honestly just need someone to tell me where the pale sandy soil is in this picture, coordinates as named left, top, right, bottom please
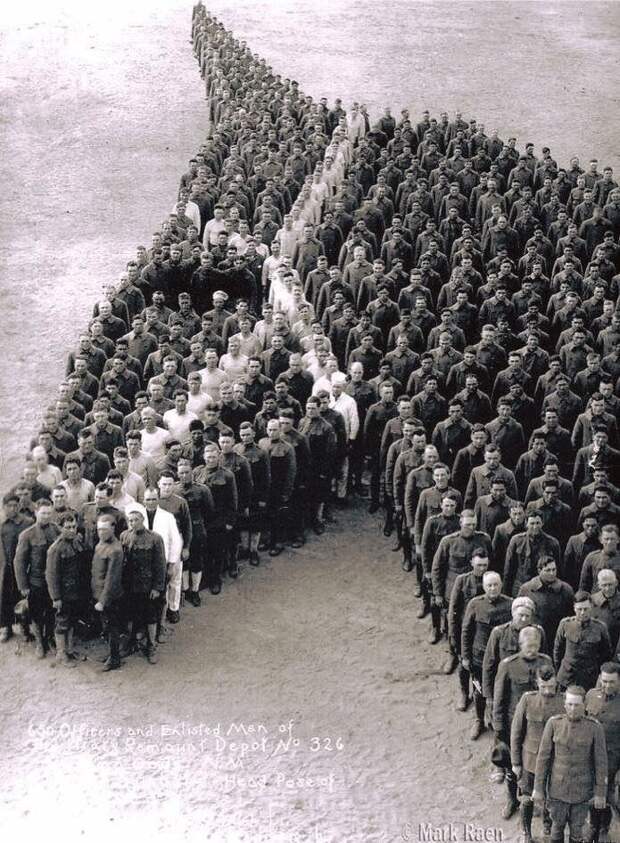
left=0, top=2, right=618, bottom=841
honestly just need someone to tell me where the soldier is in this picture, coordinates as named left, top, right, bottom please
left=364, top=381, right=398, bottom=513
left=554, top=590, right=613, bottom=690
left=217, top=430, right=253, bottom=576
left=432, top=509, right=493, bottom=660
left=518, top=556, right=575, bottom=647
left=13, top=498, right=60, bottom=658
left=503, top=510, right=561, bottom=596
left=403, top=443, right=441, bottom=600
left=91, top=514, right=124, bottom=672
left=45, top=511, right=85, bottom=667
left=461, top=571, right=513, bottom=739
left=175, top=459, right=213, bottom=605
left=590, top=568, right=620, bottom=650
left=447, top=549, right=488, bottom=709
left=393, top=427, right=428, bottom=572
left=585, top=663, right=620, bottom=841
left=258, top=419, right=296, bottom=556
left=298, top=396, right=336, bottom=534
left=493, top=626, right=555, bottom=820
left=279, top=409, right=311, bottom=549
left=0, top=493, right=33, bottom=642
left=234, top=423, right=270, bottom=565
left=510, top=665, right=564, bottom=843
left=422, top=491, right=461, bottom=636
left=533, top=685, right=608, bottom=843
left=193, top=443, right=238, bottom=594
left=120, top=503, right=167, bottom=664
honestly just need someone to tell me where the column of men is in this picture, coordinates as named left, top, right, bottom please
left=0, top=4, right=618, bottom=838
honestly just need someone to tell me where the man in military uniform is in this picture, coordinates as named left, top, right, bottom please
left=217, top=430, right=252, bottom=576
left=503, top=510, right=561, bottom=597
left=462, top=570, right=513, bottom=739
left=0, top=493, right=33, bottom=642
left=518, top=556, right=575, bottom=647
left=533, top=685, right=608, bottom=843
left=493, top=625, right=554, bottom=819
left=554, top=590, right=613, bottom=691
left=393, top=427, right=428, bottom=572
left=120, top=503, right=167, bottom=664
left=13, top=499, right=60, bottom=658
left=45, top=512, right=85, bottom=667
left=193, top=443, right=238, bottom=594
left=590, top=568, right=620, bottom=652
left=511, top=665, right=564, bottom=843
left=432, top=510, right=493, bottom=666
left=364, top=381, right=398, bottom=513
left=298, top=396, right=336, bottom=534
left=258, top=419, right=296, bottom=556
left=447, top=549, right=488, bottom=710
left=91, top=514, right=125, bottom=672
left=175, top=459, right=213, bottom=605
left=234, top=423, right=270, bottom=565
left=585, top=663, right=620, bottom=841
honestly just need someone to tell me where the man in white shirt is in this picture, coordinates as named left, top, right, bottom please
left=112, top=446, right=145, bottom=503
left=60, top=458, right=95, bottom=512
left=186, top=371, right=210, bottom=417
left=198, top=349, right=229, bottom=401
left=140, top=408, right=171, bottom=467
left=312, top=355, right=341, bottom=396
left=275, top=214, right=300, bottom=258
left=32, top=446, right=62, bottom=490
left=330, top=372, right=360, bottom=502
left=202, top=205, right=227, bottom=248
left=106, top=470, right=136, bottom=513
left=163, top=390, right=198, bottom=444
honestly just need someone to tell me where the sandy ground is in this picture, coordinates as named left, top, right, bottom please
left=1, top=1, right=619, bottom=841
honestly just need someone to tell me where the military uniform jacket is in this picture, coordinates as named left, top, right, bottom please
left=432, top=530, right=493, bottom=601
left=257, top=438, right=296, bottom=504
left=503, top=531, right=561, bottom=597
left=91, top=537, right=124, bottom=606
left=447, top=571, right=484, bottom=650
left=177, top=482, right=214, bottom=544
left=534, top=714, right=608, bottom=803
left=518, top=576, right=575, bottom=648
left=233, top=443, right=271, bottom=506
left=422, top=514, right=461, bottom=577
left=493, top=652, right=554, bottom=736
left=14, top=523, right=61, bottom=592
left=585, top=688, right=620, bottom=766
left=120, top=528, right=167, bottom=595
left=483, top=621, right=548, bottom=700
left=590, top=589, right=620, bottom=651
left=193, top=466, right=238, bottom=530
left=45, top=535, right=86, bottom=602
left=462, top=593, right=513, bottom=667
left=554, top=617, right=612, bottom=689
left=220, top=452, right=254, bottom=513
left=511, top=690, right=565, bottom=773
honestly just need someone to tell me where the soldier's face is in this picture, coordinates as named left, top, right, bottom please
left=574, top=601, right=591, bottom=623
left=564, top=693, right=585, bottom=721
left=600, top=671, right=619, bottom=697
left=538, top=677, right=557, bottom=697
left=483, top=576, right=501, bottom=599
left=471, top=557, right=488, bottom=576
left=128, top=512, right=144, bottom=531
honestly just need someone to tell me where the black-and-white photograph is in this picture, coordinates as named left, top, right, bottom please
left=1, top=1, right=620, bottom=841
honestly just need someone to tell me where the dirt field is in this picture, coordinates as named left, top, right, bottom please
left=1, top=1, right=619, bottom=841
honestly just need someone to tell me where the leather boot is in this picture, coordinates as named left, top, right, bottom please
left=32, top=624, right=46, bottom=659
left=502, top=774, right=519, bottom=819
left=520, top=800, right=534, bottom=839
left=54, top=633, right=76, bottom=668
